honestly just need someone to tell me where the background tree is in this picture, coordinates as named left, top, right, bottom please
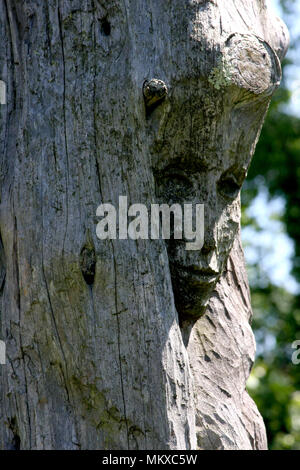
left=243, top=0, right=300, bottom=450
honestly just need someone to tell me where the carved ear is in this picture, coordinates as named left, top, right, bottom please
left=223, top=33, right=282, bottom=97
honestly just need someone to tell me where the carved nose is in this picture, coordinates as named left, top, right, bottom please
left=201, top=232, right=216, bottom=254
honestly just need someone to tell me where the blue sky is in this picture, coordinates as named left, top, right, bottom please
left=269, top=0, right=300, bottom=116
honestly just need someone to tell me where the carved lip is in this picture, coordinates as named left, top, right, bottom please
left=173, top=264, right=220, bottom=284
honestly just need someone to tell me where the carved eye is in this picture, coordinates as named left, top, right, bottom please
left=156, top=170, right=193, bottom=203
left=165, top=172, right=192, bottom=189
left=217, top=175, right=241, bottom=200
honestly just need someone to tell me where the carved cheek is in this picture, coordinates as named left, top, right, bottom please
left=215, top=202, right=240, bottom=255
left=224, top=33, right=282, bottom=96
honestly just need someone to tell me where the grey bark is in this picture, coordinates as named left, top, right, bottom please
left=0, top=0, right=288, bottom=450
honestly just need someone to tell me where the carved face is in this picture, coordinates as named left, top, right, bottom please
left=149, top=30, right=284, bottom=318
left=155, top=155, right=243, bottom=317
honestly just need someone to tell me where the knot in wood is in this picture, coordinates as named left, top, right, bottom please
left=224, top=33, right=282, bottom=96
left=80, top=245, right=96, bottom=285
left=143, top=79, right=168, bottom=108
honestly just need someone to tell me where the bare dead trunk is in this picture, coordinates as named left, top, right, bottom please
left=0, top=0, right=288, bottom=450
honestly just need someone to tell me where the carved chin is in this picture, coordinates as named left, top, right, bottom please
left=170, top=266, right=220, bottom=319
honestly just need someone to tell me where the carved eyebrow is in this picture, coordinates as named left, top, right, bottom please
left=157, top=168, right=191, bottom=181
left=156, top=156, right=214, bottom=176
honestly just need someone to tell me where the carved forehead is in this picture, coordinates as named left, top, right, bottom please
left=150, top=79, right=267, bottom=177
left=144, top=0, right=288, bottom=184
left=188, top=0, right=289, bottom=52
left=179, top=0, right=288, bottom=72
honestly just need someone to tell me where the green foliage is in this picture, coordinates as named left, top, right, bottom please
left=244, top=109, right=300, bottom=282
left=242, top=1, right=300, bottom=449
left=243, top=107, right=300, bottom=448
left=246, top=284, right=300, bottom=449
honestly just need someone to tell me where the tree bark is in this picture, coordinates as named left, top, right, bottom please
left=0, top=0, right=288, bottom=450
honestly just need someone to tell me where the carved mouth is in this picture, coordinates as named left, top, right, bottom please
left=172, top=264, right=220, bottom=284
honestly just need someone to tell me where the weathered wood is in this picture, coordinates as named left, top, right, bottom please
left=0, top=0, right=288, bottom=449
left=182, top=232, right=268, bottom=449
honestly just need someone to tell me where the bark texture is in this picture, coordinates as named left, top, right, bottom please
left=182, top=233, right=268, bottom=449
left=0, top=0, right=288, bottom=450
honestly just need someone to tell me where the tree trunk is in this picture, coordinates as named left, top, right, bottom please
left=0, top=0, right=288, bottom=450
